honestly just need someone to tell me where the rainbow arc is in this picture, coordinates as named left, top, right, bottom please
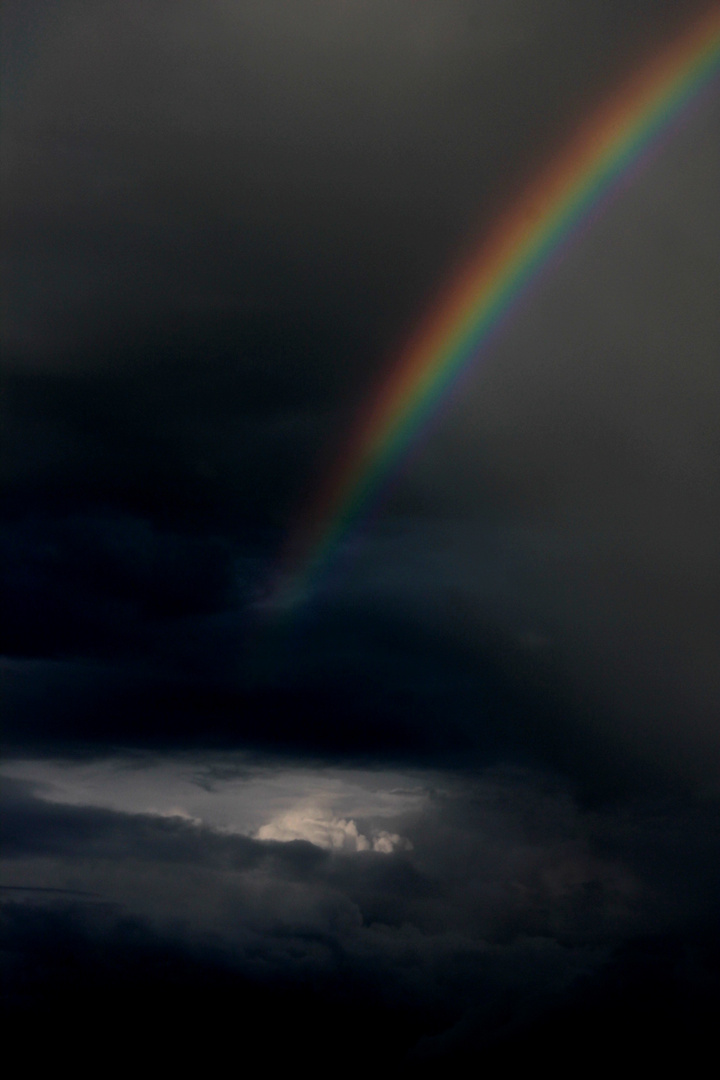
left=271, top=7, right=720, bottom=613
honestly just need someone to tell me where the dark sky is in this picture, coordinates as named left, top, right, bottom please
left=2, top=1, right=719, bottom=1068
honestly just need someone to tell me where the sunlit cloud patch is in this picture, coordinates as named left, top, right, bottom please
left=0, top=754, right=427, bottom=851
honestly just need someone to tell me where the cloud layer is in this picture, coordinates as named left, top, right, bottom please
left=3, top=757, right=719, bottom=1065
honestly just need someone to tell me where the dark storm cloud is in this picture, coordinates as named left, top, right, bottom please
left=0, top=590, right=556, bottom=769
left=0, top=511, right=239, bottom=655
left=2, top=768, right=719, bottom=1064
left=0, top=506, right=710, bottom=797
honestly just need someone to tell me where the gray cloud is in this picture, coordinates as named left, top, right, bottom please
left=3, top=759, right=719, bottom=1062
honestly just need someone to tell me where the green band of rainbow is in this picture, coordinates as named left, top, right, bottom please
left=272, top=7, right=720, bottom=612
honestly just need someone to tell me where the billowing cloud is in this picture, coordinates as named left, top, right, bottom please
left=256, top=805, right=412, bottom=853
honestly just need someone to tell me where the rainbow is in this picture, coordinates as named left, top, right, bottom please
left=271, top=7, right=720, bottom=612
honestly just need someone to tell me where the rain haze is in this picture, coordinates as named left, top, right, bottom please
left=2, top=1, right=719, bottom=1069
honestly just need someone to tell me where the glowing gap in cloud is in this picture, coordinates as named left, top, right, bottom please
left=255, top=804, right=412, bottom=853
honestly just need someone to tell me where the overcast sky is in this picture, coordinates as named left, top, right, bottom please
left=2, top=1, right=719, bottom=1068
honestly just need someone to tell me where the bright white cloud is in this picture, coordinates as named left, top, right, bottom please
left=255, top=804, right=412, bottom=853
